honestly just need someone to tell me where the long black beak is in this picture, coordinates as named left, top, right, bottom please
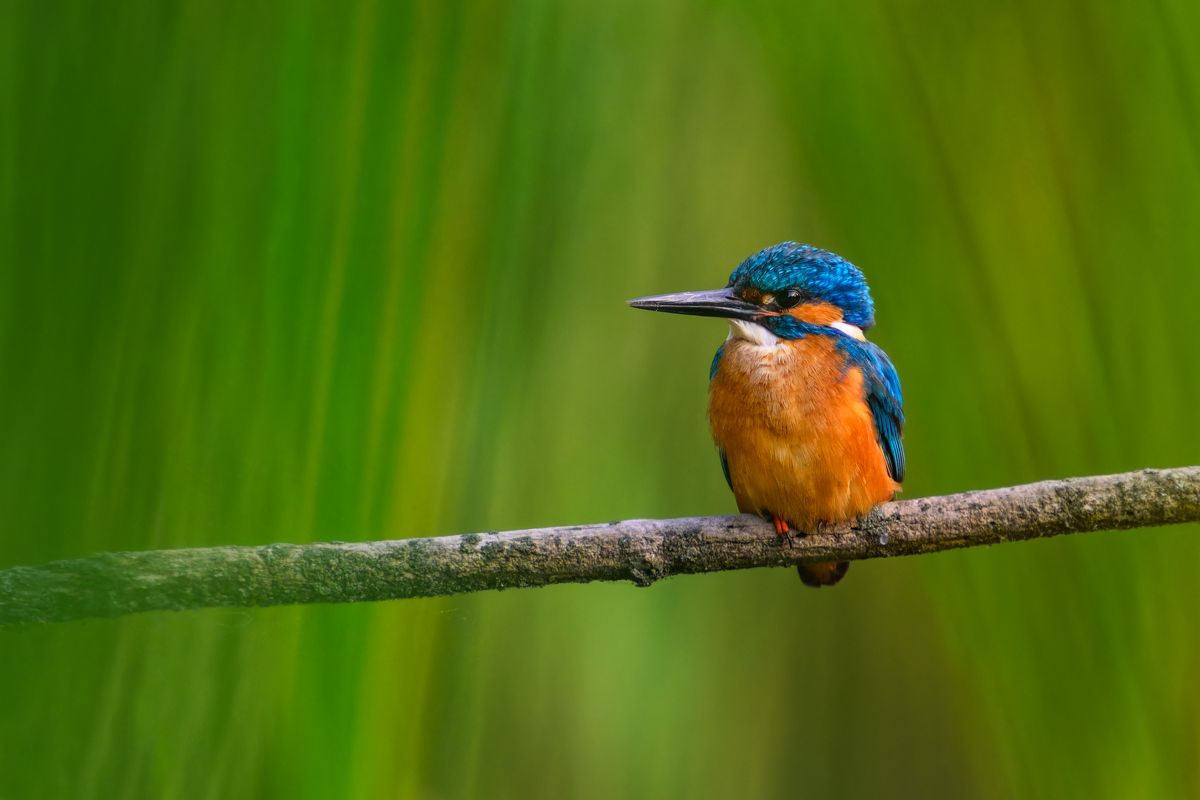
left=627, top=288, right=761, bottom=321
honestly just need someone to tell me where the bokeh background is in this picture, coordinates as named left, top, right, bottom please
left=2, top=0, right=1199, bottom=797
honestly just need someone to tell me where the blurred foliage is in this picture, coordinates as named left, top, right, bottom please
left=2, top=0, right=1199, bottom=797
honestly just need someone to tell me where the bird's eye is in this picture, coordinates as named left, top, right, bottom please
left=775, top=288, right=805, bottom=310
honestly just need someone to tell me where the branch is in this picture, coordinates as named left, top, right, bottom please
left=2, top=467, right=1197, bottom=625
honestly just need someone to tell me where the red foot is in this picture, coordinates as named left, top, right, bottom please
left=773, top=515, right=795, bottom=548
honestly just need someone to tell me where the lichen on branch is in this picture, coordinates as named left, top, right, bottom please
left=1, top=467, right=1197, bottom=625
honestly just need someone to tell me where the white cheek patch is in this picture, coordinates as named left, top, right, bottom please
left=728, top=317, right=865, bottom=345
left=830, top=320, right=866, bottom=341
left=727, top=319, right=780, bottom=347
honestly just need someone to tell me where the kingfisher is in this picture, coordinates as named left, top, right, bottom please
left=628, top=241, right=904, bottom=587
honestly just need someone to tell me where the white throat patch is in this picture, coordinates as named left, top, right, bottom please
left=727, top=319, right=780, bottom=347
left=728, top=318, right=866, bottom=345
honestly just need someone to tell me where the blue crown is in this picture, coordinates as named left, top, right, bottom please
left=728, top=242, right=875, bottom=330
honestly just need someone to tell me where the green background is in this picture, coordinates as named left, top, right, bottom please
left=2, top=0, right=1199, bottom=797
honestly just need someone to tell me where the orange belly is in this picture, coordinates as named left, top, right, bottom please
left=709, top=333, right=898, bottom=531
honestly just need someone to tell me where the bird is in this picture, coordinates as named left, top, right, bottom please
left=628, top=241, right=904, bottom=587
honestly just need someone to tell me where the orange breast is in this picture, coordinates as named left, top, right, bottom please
left=708, top=333, right=898, bottom=531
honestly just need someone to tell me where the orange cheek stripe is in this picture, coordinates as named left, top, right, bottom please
left=788, top=301, right=843, bottom=326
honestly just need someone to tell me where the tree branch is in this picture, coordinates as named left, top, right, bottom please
left=2, top=467, right=1197, bottom=625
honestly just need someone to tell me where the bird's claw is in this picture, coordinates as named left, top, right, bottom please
left=772, top=516, right=795, bottom=548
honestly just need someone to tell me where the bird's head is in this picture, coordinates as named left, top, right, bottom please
left=628, top=242, right=875, bottom=343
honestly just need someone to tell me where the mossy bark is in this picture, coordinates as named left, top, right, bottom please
left=2, top=467, right=1197, bottom=625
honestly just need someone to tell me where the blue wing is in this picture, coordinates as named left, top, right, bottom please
left=709, top=341, right=726, bottom=381
left=840, top=339, right=905, bottom=483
